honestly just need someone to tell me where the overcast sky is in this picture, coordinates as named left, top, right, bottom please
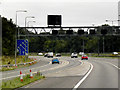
left=0, top=0, right=119, bottom=26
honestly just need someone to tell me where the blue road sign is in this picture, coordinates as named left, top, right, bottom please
left=17, top=39, right=28, bottom=56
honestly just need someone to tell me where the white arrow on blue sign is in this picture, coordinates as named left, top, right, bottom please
left=17, top=39, right=28, bottom=56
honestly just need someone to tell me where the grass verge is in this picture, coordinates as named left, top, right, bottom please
left=2, top=73, right=45, bottom=89
left=1, top=56, right=37, bottom=71
left=1, top=56, right=33, bottom=65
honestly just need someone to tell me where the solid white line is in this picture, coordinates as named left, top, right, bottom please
left=2, top=61, right=51, bottom=75
left=0, top=74, right=26, bottom=81
left=1, top=60, right=69, bottom=80
left=91, top=59, right=120, bottom=70
left=106, top=62, right=120, bottom=70
left=72, top=63, right=93, bottom=90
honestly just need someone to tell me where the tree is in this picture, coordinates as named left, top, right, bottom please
left=2, top=17, right=16, bottom=55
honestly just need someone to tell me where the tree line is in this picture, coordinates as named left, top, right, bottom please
left=29, top=36, right=120, bottom=53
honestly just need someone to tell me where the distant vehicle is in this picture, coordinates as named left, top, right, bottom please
left=113, top=52, right=118, bottom=55
left=52, top=58, right=59, bottom=64
left=44, top=53, right=48, bottom=57
left=79, top=52, right=84, bottom=55
left=47, top=52, right=53, bottom=58
left=56, top=53, right=61, bottom=57
left=71, top=52, right=78, bottom=58
left=38, top=53, right=43, bottom=56
left=81, top=55, right=88, bottom=60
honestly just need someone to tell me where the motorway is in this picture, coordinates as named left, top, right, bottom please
left=1, top=56, right=119, bottom=89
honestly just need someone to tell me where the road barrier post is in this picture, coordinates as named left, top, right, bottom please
left=24, top=63, right=26, bottom=66
left=30, top=69, right=33, bottom=78
left=20, top=71, right=23, bottom=82
left=15, top=64, right=17, bottom=68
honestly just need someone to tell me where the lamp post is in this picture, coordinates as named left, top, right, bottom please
left=25, top=16, right=35, bottom=27
left=27, top=21, right=36, bottom=27
left=15, top=10, right=27, bottom=67
left=16, top=10, right=27, bottom=27
left=24, top=16, right=35, bottom=62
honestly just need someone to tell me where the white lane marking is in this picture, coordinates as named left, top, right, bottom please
left=2, top=61, right=51, bottom=75
left=72, top=63, right=93, bottom=90
left=1, top=60, right=69, bottom=80
left=92, top=59, right=120, bottom=70
left=49, top=60, right=82, bottom=74
left=33, top=60, right=69, bottom=72
left=80, top=60, right=83, bottom=65
left=0, top=74, right=26, bottom=81
left=106, top=62, right=120, bottom=70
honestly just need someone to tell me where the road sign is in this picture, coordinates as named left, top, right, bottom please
left=17, top=39, right=28, bottom=55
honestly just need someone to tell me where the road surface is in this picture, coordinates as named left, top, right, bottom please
left=1, top=56, right=119, bottom=89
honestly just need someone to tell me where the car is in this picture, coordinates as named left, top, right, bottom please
left=52, top=58, right=59, bottom=64
left=113, top=52, right=118, bottom=55
left=47, top=52, right=53, bottom=58
left=56, top=53, right=61, bottom=57
left=71, top=52, right=78, bottom=58
left=38, top=53, right=43, bottom=56
left=44, top=53, right=48, bottom=57
left=79, top=52, right=84, bottom=55
left=81, top=55, right=88, bottom=60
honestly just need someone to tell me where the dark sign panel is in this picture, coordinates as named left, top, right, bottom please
left=90, top=29, right=96, bottom=34
left=78, top=30, right=84, bottom=34
left=66, top=30, right=73, bottom=34
left=52, top=30, right=58, bottom=35
left=48, top=15, right=62, bottom=27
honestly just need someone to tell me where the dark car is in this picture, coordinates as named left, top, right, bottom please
left=44, top=53, right=48, bottom=57
left=52, top=58, right=60, bottom=64
left=81, top=55, right=88, bottom=60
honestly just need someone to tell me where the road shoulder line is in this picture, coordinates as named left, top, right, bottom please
left=106, top=62, right=120, bottom=70
left=72, top=63, right=93, bottom=90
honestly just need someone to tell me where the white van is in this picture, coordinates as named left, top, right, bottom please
left=71, top=52, right=78, bottom=58
left=47, top=52, right=53, bottom=58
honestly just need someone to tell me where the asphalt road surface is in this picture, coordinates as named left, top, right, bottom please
left=1, top=56, right=119, bottom=89
left=79, top=57, right=119, bottom=88
left=1, top=56, right=88, bottom=81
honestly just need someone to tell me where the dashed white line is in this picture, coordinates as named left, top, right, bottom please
left=49, top=60, right=82, bottom=74
left=106, top=62, right=120, bottom=70
left=72, top=63, right=93, bottom=90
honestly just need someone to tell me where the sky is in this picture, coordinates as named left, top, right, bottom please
left=0, top=0, right=120, bottom=27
